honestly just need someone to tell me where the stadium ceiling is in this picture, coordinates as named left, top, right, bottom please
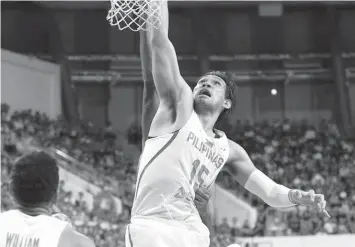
left=35, top=1, right=355, bottom=10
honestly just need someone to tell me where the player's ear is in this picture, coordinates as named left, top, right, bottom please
left=223, top=99, right=232, bottom=110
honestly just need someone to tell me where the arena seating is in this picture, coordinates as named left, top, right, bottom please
left=212, top=118, right=355, bottom=245
left=1, top=103, right=354, bottom=247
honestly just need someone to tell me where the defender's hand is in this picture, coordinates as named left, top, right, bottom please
left=194, top=186, right=212, bottom=209
left=291, top=190, right=331, bottom=218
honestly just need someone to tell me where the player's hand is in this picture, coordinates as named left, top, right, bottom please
left=194, top=186, right=212, bottom=210
left=291, top=190, right=331, bottom=218
left=52, top=213, right=74, bottom=227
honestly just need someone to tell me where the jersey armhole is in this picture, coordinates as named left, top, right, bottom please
left=147, top=128, right=181, bottom=141
left=147, top=110, right=195, bottom=140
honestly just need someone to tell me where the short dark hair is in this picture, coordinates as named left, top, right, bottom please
left=203, top=71, right=237, bottom=118
left=10, top=151, right=59, bottom=207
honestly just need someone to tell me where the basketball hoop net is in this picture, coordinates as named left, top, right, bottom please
left=107, top=0, right=163, bottom=31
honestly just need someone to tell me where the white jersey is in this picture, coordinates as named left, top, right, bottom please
left=131, top=111, right=229, bottom=234
left=0, top=209, right=68, bottom=247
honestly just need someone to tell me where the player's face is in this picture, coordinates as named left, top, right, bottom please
left=193, top=75, right=231, bottom=113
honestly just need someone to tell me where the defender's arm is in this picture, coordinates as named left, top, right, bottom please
left=195, top=186, right=216, bottom=242
left=140, top=29, right=159, bottom=148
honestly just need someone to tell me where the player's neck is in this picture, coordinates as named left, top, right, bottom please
left=196, top=112, right=218, bottom=137
left=17, top=204, right=50, bottom=216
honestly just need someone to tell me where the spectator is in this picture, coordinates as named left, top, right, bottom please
left=230, top=217, right=240, bottom=237
left=218, top=217, right=231, bottom=235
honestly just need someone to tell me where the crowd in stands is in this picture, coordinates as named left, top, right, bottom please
left=1, top=104, right=130, bottom=247
left=212, top=118, right=355, bottom=246
left=1, top=103, right=355, bottom=247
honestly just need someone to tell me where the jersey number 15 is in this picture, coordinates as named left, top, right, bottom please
left=189, top=159, right=210, bottom=191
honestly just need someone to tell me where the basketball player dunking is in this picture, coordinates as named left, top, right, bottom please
left=127, top=1, right=330, bottom=247
left=138, top=21, right=216, bottom=243
left=0, top=151, right=95, bottom=247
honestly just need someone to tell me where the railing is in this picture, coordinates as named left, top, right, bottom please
left=29, top=52, right=355, bottom=82
left=237, top=234, right=355, bottom=247
left=49, top=148, right=121, bottom=196
left=31, top=52, right=355, bottom=62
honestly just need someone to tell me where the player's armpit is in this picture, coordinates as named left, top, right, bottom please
left=58, top=225, right=96, bottom=247
left=224, top=139, right=257, bottom=187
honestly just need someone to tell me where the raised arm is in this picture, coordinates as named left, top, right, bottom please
left=225, top=140, right=330, bottom=217
left=148, top=1, right=191, bottom=103
left=146, top=1, right=193, bottom=136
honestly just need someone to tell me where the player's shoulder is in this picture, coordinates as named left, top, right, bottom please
left=0, top=209, right=16, bottom=215
left=226, top=139, right=249, bottom=162
left=227, top=139, right=246, bottom=155
left=0, top=210, right=10, bottom=222
left=150, top=82, right=193, bottom=130
left=58, top=225, right=95, bottom=247
left=0, top=209, right=21, bottom=221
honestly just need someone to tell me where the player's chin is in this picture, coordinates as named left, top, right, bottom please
left=194, top=96, right=212, bottom=105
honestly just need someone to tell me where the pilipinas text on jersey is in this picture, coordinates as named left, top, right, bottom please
left=131, top=111, right=230, bottom=226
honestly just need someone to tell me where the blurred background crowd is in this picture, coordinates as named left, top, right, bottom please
left=2, top=103, right=354, bottom=247
left=1, top=1, right=355, bottom=247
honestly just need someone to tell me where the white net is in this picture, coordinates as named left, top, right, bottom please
left=107, top=0, right=162, bottom=31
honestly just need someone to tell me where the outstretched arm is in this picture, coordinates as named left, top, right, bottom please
left=226, top=140, right=330, bottom=217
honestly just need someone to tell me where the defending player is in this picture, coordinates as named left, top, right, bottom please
left=0, top=151, right=95, bottom=247
left=126, top=1, right=330, bottom=247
